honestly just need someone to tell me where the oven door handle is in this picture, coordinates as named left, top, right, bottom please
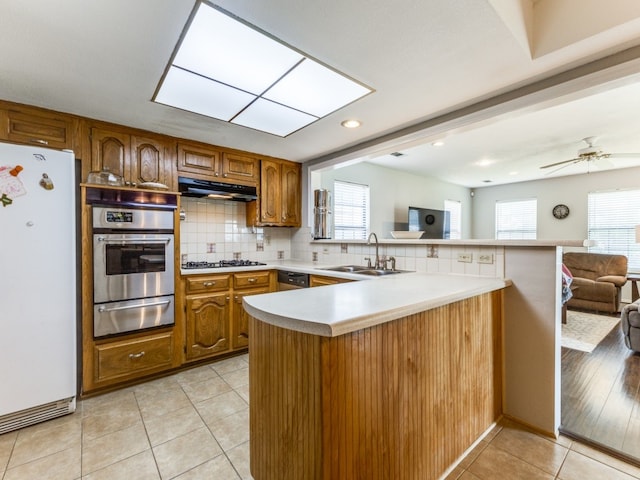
left=97, top=300, right=171, bottom=313
left=96, top=236, right=172, bottom=244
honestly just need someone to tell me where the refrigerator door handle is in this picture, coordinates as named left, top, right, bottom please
left=97, top=300, right=171, bottom=313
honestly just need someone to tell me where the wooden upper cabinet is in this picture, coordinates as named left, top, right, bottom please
left=221, top=152, right=258, bottom=183
left=260, top=160, right=282, bottom=224
left=1, top=107, right=75, bottom=150
left=131, top=135, right=174, bottom=189
left=90, top=127, right=130, bottom=181
left=177, top=142, right=220, bottom=178
left=248, top=159, right=301, bottom=227
left=177, top=142, right=258, bottom=185
left=89, top=127, right=175, bottom=189
left=281, top=161, right=301, bottom=226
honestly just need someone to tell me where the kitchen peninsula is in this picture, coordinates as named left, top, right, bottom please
left=243, top=273, right=510, bottom=480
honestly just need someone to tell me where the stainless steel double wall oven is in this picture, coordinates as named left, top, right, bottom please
left=89, top=189, right=177, bottom=338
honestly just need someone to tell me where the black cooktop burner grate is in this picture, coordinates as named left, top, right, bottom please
left=182, top=260, right=267, bottom=269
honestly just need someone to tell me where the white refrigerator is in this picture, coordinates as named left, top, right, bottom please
left=0, top=142, right=77, bottom=434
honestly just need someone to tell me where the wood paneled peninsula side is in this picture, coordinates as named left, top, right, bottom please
left=243, top=273, right=510, bottom=480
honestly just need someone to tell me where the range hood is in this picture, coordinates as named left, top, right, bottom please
left=178, top=176, right=257, bottom=201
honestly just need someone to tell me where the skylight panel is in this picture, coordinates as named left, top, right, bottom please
left=153, top=1, right=374, bottom=137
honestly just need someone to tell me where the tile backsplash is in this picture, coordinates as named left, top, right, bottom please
left=180, top=199, right=503, bottom=278
left=179, top=197, right=292, bottom=264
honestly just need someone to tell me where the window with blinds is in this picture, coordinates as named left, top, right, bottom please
left=495, top=198, right=537, bottom=239
left=444, top=199, right=461, bottom=239
left=333, top=180, right=370, bottom=240
left=588, top=189, right=640, bottom=271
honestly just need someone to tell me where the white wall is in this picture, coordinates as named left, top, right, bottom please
left=317, top=162, right=471, bottom=239
left=471, top=166, right=640, bottom=241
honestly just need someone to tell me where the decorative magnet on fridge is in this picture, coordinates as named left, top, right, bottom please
left=39, top=173, right=54, bottom=190
left=1, top=193, right=12, bottom=207
left=9, top=165, right=23, bottom=176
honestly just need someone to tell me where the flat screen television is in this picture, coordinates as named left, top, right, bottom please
left=408, top=206, right=450, bottom=239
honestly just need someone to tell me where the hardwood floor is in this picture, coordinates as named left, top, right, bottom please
left=561, top=310, right=640, bottom=460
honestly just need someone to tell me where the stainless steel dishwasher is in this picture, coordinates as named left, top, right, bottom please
left=277, top=270, right=309, bottom=290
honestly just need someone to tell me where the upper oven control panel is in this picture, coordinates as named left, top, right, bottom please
left=92, top=206, right=174, bottom=231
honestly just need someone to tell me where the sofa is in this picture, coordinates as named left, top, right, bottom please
left=621, top=300, right=640, bottom=351
left=563, top=252, right=628, bottom=313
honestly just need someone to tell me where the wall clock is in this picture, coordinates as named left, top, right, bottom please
left=552, top=204, right=570, bottom=219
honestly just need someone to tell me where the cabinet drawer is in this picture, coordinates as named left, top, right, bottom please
left=94, top=332, right=173, bottom=382
left=186, top=275, right=231, bottom=294
left=233, top=270, right=271, bottom=289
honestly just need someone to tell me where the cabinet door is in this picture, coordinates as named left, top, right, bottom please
left=221, top=152, right=258, bottom=184
left=185, top=292, right=230, bottom=360
left=130, top=135, right=173, bottom=188
left=232, top=287, right=270, bottom=350
left=90, top=128, right=130, bottom=182
left=309, top=275, right=352, bottom=287
left=280, top=161, right=301, bottom=226
left=3, top=108, right=74, bottom=150
left=177, top=142, right=220, bottom=178
left=260, top=160, right=281, bottom=224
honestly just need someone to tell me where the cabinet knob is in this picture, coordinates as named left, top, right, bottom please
left=203, top=281, right=215, bottom=287
left=214, top=172, right=219, bottom=176
left=30, top=138, right=49, bottom=145
left=248, top=278, right=256, bottom=283
left=223, top=173, right=228, bottom=178
left=129, top=351, right=145, bottom=359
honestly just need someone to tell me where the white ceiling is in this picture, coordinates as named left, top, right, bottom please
left=3, top=0, right=640, bottom=187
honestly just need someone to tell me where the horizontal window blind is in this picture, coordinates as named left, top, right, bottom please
left=588, top=189, right=640, bottom=271
left=445, top=199, right=461, bottom=239
left=333, top=180, right=369, bottom=240
left=495, top=198, right=537, bottom=239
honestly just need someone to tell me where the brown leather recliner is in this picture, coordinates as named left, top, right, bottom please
left=563, top=252, right=628, bottom=313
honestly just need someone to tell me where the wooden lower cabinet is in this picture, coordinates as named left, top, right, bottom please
left=94, top=332, right=174, bottom=384
left=185, top=292, right=231, bottom=360
left=309, top=274, right=353, bottom=287
left=184, top=270, right=274, bottom=362
left=232, top=287, right=270, bottom=349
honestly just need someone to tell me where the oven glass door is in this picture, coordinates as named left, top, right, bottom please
left=94, top=233, right=174, bottom=303
left=105, top=242, right=167, bottom=275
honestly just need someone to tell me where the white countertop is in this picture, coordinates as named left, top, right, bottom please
left=243, top=272, right=511, bottom=337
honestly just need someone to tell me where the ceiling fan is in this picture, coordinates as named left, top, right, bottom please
left=540, top=136, right=640, bottom=173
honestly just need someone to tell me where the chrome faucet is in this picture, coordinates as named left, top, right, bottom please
left=367, top=232, right=380, bottom=269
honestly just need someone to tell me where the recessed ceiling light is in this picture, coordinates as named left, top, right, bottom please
left=153, top=2, right=373, bottom=137
left=509, top=171, right=518, bottom=175
left=476, top=159, right=493, bottom=167
left=432, top=140, right=445, bottom=147
left=341, top=119, right=361, bottom=128
left=482, top=180, right=493, bottom=183
left=389, top=151, right=405, bottom=157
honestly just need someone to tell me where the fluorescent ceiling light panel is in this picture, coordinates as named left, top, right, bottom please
left=174, top=4, right=303, bottom=95
left=232, top=98, right=317, bottom=137
left=154, top=1, right=373, bottom=136
left=264, top=58, right=371, bottom=117
left=155, top=66, right=255, bottom=120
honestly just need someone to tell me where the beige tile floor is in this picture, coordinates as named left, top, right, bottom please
left=1, top=352, right=639, bottom=479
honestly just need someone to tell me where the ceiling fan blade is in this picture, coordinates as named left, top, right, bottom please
left=608, top=153, right=640, bottom=159
left=540, top=156, right=581, bottom=169
left=543, top=159, right=584, bottom=175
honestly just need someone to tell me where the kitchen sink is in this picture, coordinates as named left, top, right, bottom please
left=322, top=265, right=371, bottom=272
left=320, top=265, right=409, bottom=276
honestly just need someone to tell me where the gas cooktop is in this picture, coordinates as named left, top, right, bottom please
left=182, top=260, right=267, bottom=269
